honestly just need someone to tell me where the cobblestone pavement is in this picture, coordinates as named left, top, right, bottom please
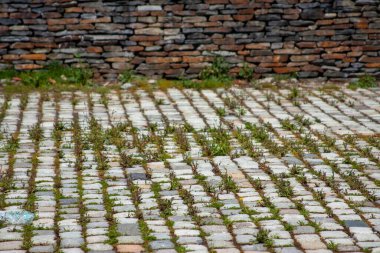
left=1, top=87, right=380, bottom=253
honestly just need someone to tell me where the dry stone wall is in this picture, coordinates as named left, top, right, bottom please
left=0, top=0, right=379, bottom=80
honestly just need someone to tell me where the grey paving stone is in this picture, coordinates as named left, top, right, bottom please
left=344, top=220, right=368, bottom=227
left=275, top=247, right=303, bottom=253
left=295, top=234, right=327, bottom=250
left=60, top=238, right=85, bottom=248
left=0, top=241, right=23, bottom=251
left=150, top=240, right=175, bottom=250
left=61, top=249, right=84, bottom=253
left=294, top=226, right=315, bottom=234
left=87, top=244, right=113, bottom=251
left=117, top=223, right=141, bottom=236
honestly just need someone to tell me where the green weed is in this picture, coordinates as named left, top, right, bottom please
left=118, top=69, right=135, bottom=83
left=255, top=229, right=274, bottom=247
left=0, top=68, right=18, bottom=80
left=277, top=179, right=294, bottom=198
left=348, top=75, right=377, bottom=89
left=274, top=72, right=298, bottom=82
left=216, top=107, right=226, bottom=117
left=219, top=174, right=238, bottom=193
left=199, top=56, right=231, bottom=81
left=238, top=62, right=254, bottom=81
left=327, top=241, right=338, bottom=251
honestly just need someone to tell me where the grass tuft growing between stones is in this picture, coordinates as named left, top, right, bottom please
left=255, top=229, right=274, bottom=247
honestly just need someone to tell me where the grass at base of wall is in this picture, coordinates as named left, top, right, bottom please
left=1, top=83, right=119, bottom=95
left=125, top=75, right=234, bottom=91
left=160, top=77, right=233, bottom=90
left=0, top=69, right=18, bottom=80
left=0, top=62, right=121, bottom=94
left=0, top=61, right=93, bottom=87
left=1, top=59, right=378, bottom=93
left=124, top=56, right=234, bottom=90
left=348, top=75, right=377, bottom=89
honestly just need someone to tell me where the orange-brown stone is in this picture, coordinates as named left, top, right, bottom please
left=87, top=46, right=103, bottom=53
left=20, top=54, right=47, bottom=60
left=146, top=57, right=182, bottom=63
left=47, top=18, right=79, bottom=25
left=15, top=64, right=43, bottom=70
left=273, top=67, right=300, bottom=73
left=10, top=42, right=34, bottom=49
left=245, top=43, right=270, bottom=50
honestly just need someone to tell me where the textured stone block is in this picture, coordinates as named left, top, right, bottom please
left=290, top=55, right=320, bottom=62
left=135, top=28, right=163, bottom=35
left=47, top=18, right=79, bottom=25
left=274, top=66, right=300, bottom=73
left=81, top=17, right=111, bottom=24
left=130, top=35, right=161, bottom=42
left=300, top=9, right=325, bottom=20
left=11, top=42, right=34, bottom=49
left=87, top=46, right=103, bottom=53
left=146, top=57, right=182, bottom=63
left=359, top=55, right=380, bottom=62
left=245, top=43, right=270, bottom=50
left=0, top=18, right=21, bottom=25
left=137, top=5, right=162, bottom=11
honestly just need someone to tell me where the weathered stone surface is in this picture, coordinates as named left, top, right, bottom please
left=295, top=235, right=327, bottom=250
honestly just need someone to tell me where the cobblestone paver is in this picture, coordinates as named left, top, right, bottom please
left=1, top=87, right=380, bottom=253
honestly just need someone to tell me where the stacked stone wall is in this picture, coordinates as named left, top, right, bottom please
left=0, top=0, right=379, bottom=80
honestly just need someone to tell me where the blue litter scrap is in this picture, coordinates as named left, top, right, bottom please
left=0, top=210, right=34, bottom=225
